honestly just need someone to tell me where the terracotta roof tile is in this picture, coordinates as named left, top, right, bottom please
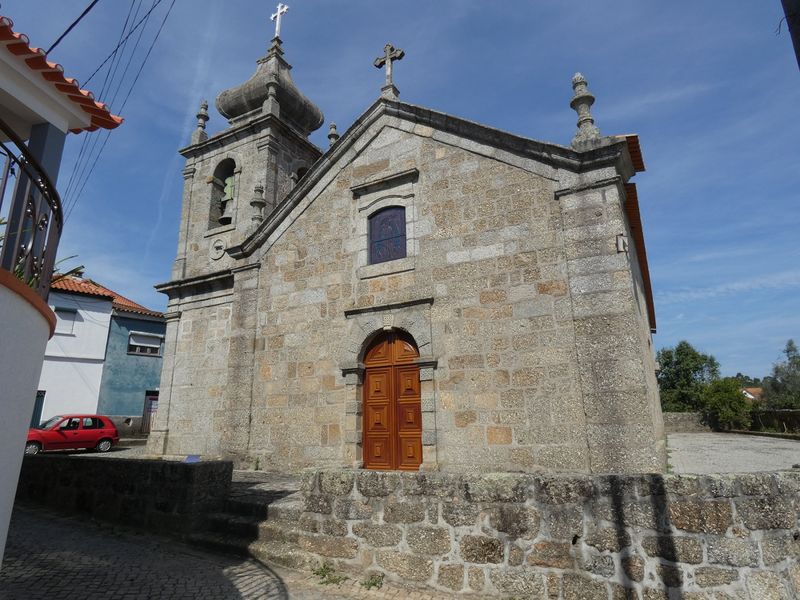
left=50, top=276, right=163, bottom=318
left=623, top=183, right=656, bottom=332
left=617, top=134, right=645, bottom=172
left=0, top=15, right=123, bottom=134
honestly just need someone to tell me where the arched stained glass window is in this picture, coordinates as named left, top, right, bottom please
left=369, top=206, right=406, bottom=264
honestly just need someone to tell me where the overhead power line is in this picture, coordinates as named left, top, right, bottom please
left=46, top=0, right=103, bottom=55
left=64, top=0, right=177, bottom=224
left=61, top=0, right=140, bottom=208
left=81, top=0, right=165, bottom=87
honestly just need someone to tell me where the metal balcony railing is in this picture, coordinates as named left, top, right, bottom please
left=0, top=116, right=63, bottom=299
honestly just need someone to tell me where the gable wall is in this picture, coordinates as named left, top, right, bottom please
left=242, top=123, right=597, bottom=473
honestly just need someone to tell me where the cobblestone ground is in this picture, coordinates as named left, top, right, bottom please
left=0, top=507, right=457, bottom=600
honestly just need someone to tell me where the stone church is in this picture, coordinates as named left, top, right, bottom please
left=147, top=27, right=665, bottom=474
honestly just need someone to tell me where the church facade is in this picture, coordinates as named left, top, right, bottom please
left=147, top=33, right=665, bottom=474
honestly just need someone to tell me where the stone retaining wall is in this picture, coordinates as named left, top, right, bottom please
left=663, top=412, right=709, bottom=433
left=298, top=469, right=800, bottom=598
left=16, top=455, right=232, bottom=533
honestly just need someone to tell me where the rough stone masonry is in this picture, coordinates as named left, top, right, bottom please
left=147, top=26, right=664, bottom=475
left=294, top=469, right=800, bottom=598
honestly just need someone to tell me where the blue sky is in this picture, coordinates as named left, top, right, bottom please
left=6, top=1, right=799, bottom=378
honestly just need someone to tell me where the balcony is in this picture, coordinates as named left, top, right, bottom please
left=0, top=115, right=62, bottom=299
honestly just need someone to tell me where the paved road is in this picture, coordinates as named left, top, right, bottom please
left=668, top=432, right=800, bottom=474
left=0, top=507, right=455, bottom=600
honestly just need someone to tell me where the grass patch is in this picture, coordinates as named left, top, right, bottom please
left=361, top=573, right=384, bottom=590
left=313, top=562, right=348, bottom=585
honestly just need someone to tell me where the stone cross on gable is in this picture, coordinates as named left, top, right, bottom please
left=271, top=3, right=289, bottom=39
left=374, top=43, right=405, bottom=99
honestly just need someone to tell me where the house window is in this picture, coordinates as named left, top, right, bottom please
left=54, top=308, right=77, bottom=334
left=369, top=206, right=406, bottom=264
left=128, top=332, right=163, bottom=356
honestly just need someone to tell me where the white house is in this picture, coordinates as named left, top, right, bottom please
left=38, top=285, right=114, bottom=420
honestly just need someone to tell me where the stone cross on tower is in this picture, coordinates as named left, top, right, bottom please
left=271, top=3, right=289, bottom=39
left=374, top=43, right=405, bottom=99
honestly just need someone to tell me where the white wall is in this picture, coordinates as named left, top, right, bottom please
left=37, top=292, right=112, bottom=419
left=0, top=281, right=51, bottom=563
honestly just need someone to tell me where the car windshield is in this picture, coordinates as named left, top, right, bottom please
left=37, top=416, right=63, bottom=430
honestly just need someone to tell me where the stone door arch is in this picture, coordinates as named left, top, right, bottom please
left=362, top=331, right=422, bottom=470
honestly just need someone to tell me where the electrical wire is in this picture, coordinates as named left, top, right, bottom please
left=64, top=0, right=177, bottom=224
left=63, top=0, right=149, bottom=219
left=61, top=0, right=139, bottom=207
left=46, top=0, right=103, bottom=55
left=81, top=0, right=165, bottom=87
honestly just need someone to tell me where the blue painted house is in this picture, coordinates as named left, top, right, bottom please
left=98, top=306, right=165, bottom=419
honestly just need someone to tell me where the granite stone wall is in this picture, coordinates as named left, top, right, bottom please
left=663, top=412, right=710, bottom=434
left=296, top=468, right=800, bottom=598
left=15, top=455, right=232, bottom=533
left=152, top=100, right=666, bottom=475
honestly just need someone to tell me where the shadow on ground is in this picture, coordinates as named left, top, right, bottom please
left=1, top=506, right=290, bottom=600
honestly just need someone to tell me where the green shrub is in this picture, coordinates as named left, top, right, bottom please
left=701, top=378, right=751, bottom=430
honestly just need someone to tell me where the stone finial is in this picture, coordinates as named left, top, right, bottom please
left=327, top=122, right=339, bottom=146
left=374, top=43, right=405, bottom=99
left=191, top=100, right=209, bottom=144
left=250, top=184, right=266, bottom=225
left=570, top=73, right=601, bottom=148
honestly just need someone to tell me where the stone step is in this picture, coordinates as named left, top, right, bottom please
left=186, top=531, right=252, bottom=557
left=257, top=521, right=301, bottom=545
left=207, top=513, right=262, bottom=538
left=225, top=498, right=270, bottom=519
left=205, top=512, right=302, bottom=546
left=249, top=539, right=320, bottom=571
left=224, top=496, right=304, bottom=522
left=267, top=498, right=304, bottom=522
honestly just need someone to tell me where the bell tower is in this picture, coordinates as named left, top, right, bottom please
left=171, top=25, right=324, bottom=281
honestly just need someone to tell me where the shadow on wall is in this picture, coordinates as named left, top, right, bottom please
left=606, top=474, right=683, bottom=599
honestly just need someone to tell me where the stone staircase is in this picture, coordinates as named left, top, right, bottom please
left=186, top=472, right=319, bottom=570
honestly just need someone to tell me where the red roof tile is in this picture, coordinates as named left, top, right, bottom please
left=623, top=183, right=656, bottom=332
left=0, top=15, right=123, bottom=134
left=617, top=134, right=645, bottom=173
left=51, top=276, right=163, bottom=318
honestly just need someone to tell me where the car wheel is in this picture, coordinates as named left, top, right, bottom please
left=25, top=442, right=41, bottom=455
left=96, top=439, right=112, bottom=453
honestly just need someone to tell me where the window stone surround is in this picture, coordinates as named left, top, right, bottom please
left=352, top=169, right=419, bottom=280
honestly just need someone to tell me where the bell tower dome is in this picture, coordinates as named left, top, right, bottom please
left=171, top=24, right=323, bottom=281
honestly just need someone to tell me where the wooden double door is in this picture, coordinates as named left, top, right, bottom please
left=363, top=332, right=422, bottom=471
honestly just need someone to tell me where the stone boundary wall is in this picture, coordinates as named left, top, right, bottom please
left=663, top=412, right=709, bottom=433
left=298, top=469, right=800, bottom=598
left=16, top=455, right=232, bottom=533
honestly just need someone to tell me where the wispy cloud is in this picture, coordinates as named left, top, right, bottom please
left=601, top=83, right=715, bottom=122
left=656, top=271, right=800, bottom=305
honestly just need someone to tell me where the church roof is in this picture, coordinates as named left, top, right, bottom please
left=0, top=15, right=123, bottom=134
left=229, top=97, right=633, bottom=259
left=215, top=38, right=323, bottom=136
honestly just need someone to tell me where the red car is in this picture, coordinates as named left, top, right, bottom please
left=25, top=415, right=120, bottom=455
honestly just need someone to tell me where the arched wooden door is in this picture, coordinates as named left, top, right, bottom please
left=363, top=331, right=422, bottom=471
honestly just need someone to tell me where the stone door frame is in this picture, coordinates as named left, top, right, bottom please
left=340, top=299, right=438, bottom=470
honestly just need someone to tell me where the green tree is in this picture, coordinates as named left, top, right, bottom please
left=702, top=378, right=752, bottom=430
left=733, top=372, right=762, bottom=387
left=762, top=340, right=800, bottom=409
left=656, top=341, right=720, bottom=412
